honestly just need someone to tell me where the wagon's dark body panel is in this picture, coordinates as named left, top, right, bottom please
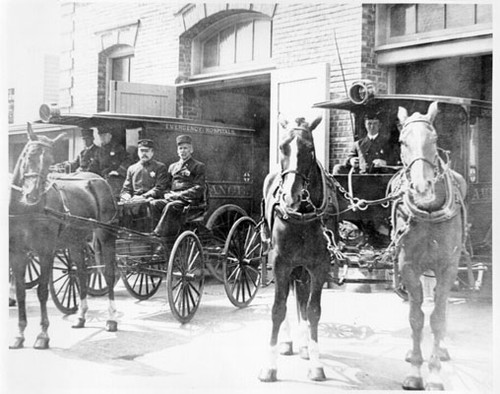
left=36, top=112, right=258, bottom=218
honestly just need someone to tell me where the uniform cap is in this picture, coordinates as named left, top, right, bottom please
left=97, top=128, right=110, bottom=135
left=81, top=128, right=94, bottom=139
left=364, top=111, right=382, bottom=121
left=176, top=134, right=192, bottom=145
left=138, top=139, right=155, bottom=149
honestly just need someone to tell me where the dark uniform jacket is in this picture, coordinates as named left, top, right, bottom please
left=98, top=140, right=128, bottom=178
left=121, top=159, right=169, bottom=199
left=347, top=134, right=393, bottom=173
left=166, top=157, right=206, bottom=203
left=68, top=144, right=101, bottom=174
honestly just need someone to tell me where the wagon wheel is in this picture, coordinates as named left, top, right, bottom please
left=205, top=204, right=247, bottom=282
left=223, top=217, right=263, bottom=308
left=167, top=231, right=205, bottom=324
left=50, top=249, right=79, bottom=315
left=25, top=251, right=41, bottom=289
left=120, top=253, right=165, bottom=301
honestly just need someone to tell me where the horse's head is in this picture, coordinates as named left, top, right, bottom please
left=278, top=116, right=322, bottom=212
left=13, top=123, right=65, bottom=205
left=397, top=102, right=440, bottom=202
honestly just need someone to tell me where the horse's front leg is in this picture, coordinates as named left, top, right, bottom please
left=33, top=252, right=53, bottom=349
left=401, top=263, right=425, bottom=390
left=426, top=263, right=458, bottom=391
left=98, top=230, right=118, bottom=332
left=305, top=270, right=327, bottom=381
left=259, top=259, right=290, bottom=382
left=10, top=251, right=27, bottom=349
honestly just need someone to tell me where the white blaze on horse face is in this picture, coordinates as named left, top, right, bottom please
left=282, top=137, right=301, bottom=211
left=409, top=128, right=436, bottom=198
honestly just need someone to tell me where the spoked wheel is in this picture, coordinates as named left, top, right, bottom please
left=25, top=250, right=41, bottom=289
left=205, top=204, right=247, bottom=282
left=223, top=217, right=263, bottom=308
left=50, top=249, right=79, bottom=314
left=120, top=257, right=165, bottom=301
left=167, top=231, right=205, bottom=324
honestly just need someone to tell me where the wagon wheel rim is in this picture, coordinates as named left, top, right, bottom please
left=205, top=204, right=246, bottom=282
left=120, top=257, right=165, bottom=301
left=167, top=231, right=205, bottom=324
left=50, top=249, right=79, bottom=315
left=223, top=217, right=262, bottom=308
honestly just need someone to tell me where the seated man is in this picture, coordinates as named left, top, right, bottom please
left=333, top=112, right=396, bottom=175
left=150, top=135, right=206, bottom=238
left=51, top=128, right=101, bottom=174
left=97, top=127, right=130, bottom=188
left=120, top=139, right=168, bottom=202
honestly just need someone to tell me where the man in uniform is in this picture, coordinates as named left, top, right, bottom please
left=97, top=128, right=128, bottom=178
left=120, top=139, right=168, bottom=202
left=333, top=112, right=395, bottom=174
left=150, top=135, right=206, bottom=237
left=52, top=128, right=101, bottom=174
left=97, top=128, right=129, bottom=196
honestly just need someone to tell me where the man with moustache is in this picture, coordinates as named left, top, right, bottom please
left=120, top=139, right=168, bottom=202
left=150, top=135, right=206, bottom=238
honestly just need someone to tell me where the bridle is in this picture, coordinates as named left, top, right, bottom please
left=276, top=127, right=330, bottom=222
left=399, top=118, right=445, bottom=191
left=11, top=140, right=55, bottom=206
left=394, top=117, right=462, bottom=224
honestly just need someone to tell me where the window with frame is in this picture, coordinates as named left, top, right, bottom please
left=111, top=55, right=133, bottom=82
left=199, top=18, right=272, bottom=74
left=389, top=3, right=491, bottom=38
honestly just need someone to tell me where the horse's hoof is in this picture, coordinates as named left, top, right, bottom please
left=308, top=367, right=326, bottom=381
left=9, top=298, right=16, bottom=307
left=258, top=368, right=277, bottom=382
left=402, top=376, right=424, bottom=390
left=425, top=382, right=444, bottom=391
left=299, top=346, right=309, bottom=360
left=106, top=320, right=118, bottom=332
left=279, top=341, right=293, bottom=356
left=437, top=347, right=450, bottom=361
left=9, top=337, right=24, bottom=349
left=72, top=318, right=86, bottom=329
left=33, top=336, right=50, bottom=350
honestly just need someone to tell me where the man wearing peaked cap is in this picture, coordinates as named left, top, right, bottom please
left=150, top=134, right=206, bottom=237
left=96, top=127, right=129, bottom=179
left=53, top=128, right=101, bottom=174
left=120, top=139, right=168, bottom=203
left=176, top=134, right=192, bottom=145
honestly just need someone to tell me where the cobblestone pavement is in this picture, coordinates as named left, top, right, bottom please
left=3, top=277, right=494, bottom=394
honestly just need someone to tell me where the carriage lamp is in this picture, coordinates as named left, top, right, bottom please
left=469, top=166, right=477, bottom=183
left=39, top=103, right=61, bottom=123
left=348, top=80, right=376, bottom=104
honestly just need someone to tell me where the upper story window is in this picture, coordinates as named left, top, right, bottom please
left=111, top=55, right=132, bottom=82
left=194, top=16, right=272, bottom=75
left=389, top=3, right=491, bottom=39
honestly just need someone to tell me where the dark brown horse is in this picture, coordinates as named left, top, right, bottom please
left=9, top=123, right=118, bottom=349
left=258, top=116, right=339, bottom=382
left=392, top=102, right=467, bottom=390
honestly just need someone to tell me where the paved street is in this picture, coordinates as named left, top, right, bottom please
left=3, top=276, right=494, bottom=394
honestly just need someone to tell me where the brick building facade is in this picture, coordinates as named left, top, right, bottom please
left=58, top=3, right=492, bottom=174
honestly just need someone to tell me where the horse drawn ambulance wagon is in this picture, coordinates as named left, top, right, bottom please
left=314, top=80, right=492, bottom=293
left=10, top=108, right=267, bottom=342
